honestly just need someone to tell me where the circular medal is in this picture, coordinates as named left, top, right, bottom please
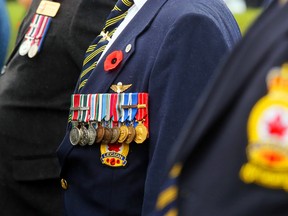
left=28, top=43, right=39, bottom=58
left=110, top=127, right=121, bottom=143
left=19, top=40, right=31, bottom=56
left=134, top=122, right=148, bottom=144
left=69, top=126, right=80, bottom=146
left=102, top=127, right=113, bottom=144
left=118, top=125, right=129, bottom=143
left=125, top=125, right=136, bottom=144
left=79, top=124, right=89, bottom=146
left=88, top=123, right=97, bottom=145
left=96, top=125, right=105, bottom=143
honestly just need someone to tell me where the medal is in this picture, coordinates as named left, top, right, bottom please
left=125, top=125, right=136, bottom=144
left=69, top=122, right=80, bottom=145
left=19, top=40, right=32, bottom=56
left=102, top=127, right=113, bottom=144
left=28, top=43, right=39, bottom=58
left=110, top=127, right=121, bottom=143
left=134, top=121, right=148, bottom=144
left=79, top=124, right=89, bottom=146
left=88, top=122, right=97, bottom=145
left=118, top=125, right=129, bottom=143
left=96, top=124, right=105, bottom=143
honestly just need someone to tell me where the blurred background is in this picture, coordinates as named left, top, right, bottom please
left=3, top=0, right=267, bottom=60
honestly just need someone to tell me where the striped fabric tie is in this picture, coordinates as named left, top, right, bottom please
left=154, top=163, right=183, bottom=216
left=77, top=0, right=134, bottom=91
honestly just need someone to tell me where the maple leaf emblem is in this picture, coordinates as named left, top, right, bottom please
left=268, top=114, right=287, bottom=137
left=108, top=143, right=122, bottom=152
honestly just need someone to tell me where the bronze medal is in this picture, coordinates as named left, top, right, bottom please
left=88, top=123, right=97, bottom=145
left=134, top=122, right=148, bottom=144
left=102, top=127, right=113, bottom=144
left=96, top=125, right=105, bottom=144
left=118, top=125, right=129, bottom=143
left=79, top=124, right=89, bottom=146
left=110, top=127, right=121, bottom=143
left=125, top=125, right=136, bottom=144
left=69, top=123, right=80, bottom=146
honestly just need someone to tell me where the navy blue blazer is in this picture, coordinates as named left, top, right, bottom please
left=57, top=0, right=241, bottom=215
left=165, top=1, right=288, bottom=215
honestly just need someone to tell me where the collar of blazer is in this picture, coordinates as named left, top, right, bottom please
left=167, top=2, right=288, bottom=168
left=57, top=0, right=168, bottom=167
left=79, top=0, right=168, bottom=94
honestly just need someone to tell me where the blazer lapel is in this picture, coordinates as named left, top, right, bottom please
left=80, top=0, right=168, bottom=94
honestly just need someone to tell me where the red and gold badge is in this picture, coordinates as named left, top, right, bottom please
left=240, top=64, right=288, bottom=190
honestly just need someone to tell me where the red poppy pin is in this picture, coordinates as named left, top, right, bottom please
left=104, top=50, right=123, bottom=72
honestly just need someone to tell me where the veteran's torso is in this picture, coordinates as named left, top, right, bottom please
left=57, top=0, right=241, bottom=215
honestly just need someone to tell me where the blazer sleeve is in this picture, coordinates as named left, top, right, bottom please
left=143, top=13, right=230, bottom=213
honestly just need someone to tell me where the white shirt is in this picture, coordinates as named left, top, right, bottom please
left=98, top=0, right=147, bottom=62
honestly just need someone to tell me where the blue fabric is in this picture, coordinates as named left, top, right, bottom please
left=57, top=0, right=241, bottom=215
left=0, top=0, right=10, bottom=68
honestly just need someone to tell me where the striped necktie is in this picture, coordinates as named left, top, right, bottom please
left=77, top=0, right=134, bottom=91
left=154, top=163, right=183, bottom=216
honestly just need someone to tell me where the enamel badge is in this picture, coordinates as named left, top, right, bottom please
left=240, top=64, right=288, bottom=191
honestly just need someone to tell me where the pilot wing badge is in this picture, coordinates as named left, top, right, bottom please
left=240, top=64, right=288, bottom=191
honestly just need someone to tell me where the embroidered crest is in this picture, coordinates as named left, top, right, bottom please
left=100, top=143, right=129, bottom=167
left=240, top=64, right=288, bottom=190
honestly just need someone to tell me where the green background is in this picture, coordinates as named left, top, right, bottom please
left=5, top=2, right=262, bottom=56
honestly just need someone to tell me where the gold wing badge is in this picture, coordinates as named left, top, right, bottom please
left=110, top=82, right=132, bottom=93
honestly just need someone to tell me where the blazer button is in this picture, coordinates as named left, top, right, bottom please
left=125, top=44, right=132, bottom=53
left=61, top=178, right=68, bottom=190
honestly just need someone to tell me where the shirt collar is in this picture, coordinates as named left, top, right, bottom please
left=134, top=0, right=147, bottom=10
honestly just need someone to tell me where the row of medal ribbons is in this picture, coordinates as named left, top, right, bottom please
left=69, top=93, right=149, bottom=146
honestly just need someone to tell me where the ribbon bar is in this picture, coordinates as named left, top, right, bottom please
left=70, top=106, right=89, bottom=111
left=121, top=104, right=146, bottom=109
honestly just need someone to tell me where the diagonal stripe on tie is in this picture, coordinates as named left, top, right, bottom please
left=76, top=0, right=134, bottom=91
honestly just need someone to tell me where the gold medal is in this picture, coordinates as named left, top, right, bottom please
left=118, top=125, right=129, bottom=143
left=134, top=122, right=148, bottom=144
left=110, top=127, right=120, bottom=143
left=36, top=0, right=61, bottom=17
left=96, top=125, right=105, bottom=144
left=125, top=125, right=136, bottom=144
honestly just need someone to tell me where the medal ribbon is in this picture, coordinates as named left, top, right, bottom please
left=135, top=93, right=149, bottom=129
left=120, top=93, right=129, bottom=123
left=25, top=14, right=41, bottom=40
left=117, top=93, right=124, bottom=122
left=127, top=93, right=138, bottom=121
left=38, top=16, right=52, bottom=51
left=71, top=94, right=80, bottom=121
left=90, top=94, right=98, bottom=121
left=101, top=94, right=108, bottom=122
left=79, top=94, right=89, bottom=123
left=97, top=94, right=103, bottom=122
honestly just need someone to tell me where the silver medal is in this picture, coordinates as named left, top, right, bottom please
left=69, top=122, right=80, bottom=145
left=79, top=124, right=89, bottom=146
left=28, top=43, right=39, bottom=58
left=88, top=122, right=97, bottom=145
left=19, top=40, right=31, bottom=56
